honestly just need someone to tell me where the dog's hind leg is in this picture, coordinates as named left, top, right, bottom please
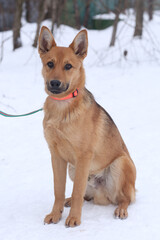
left=68, top=163, right=75, bottom=181
left=64, top=197, right=72, bottom=207
left=106, top=155, right=136, bottom=219
left=114, top=201, right=129, bottom=219
left=65, top=164, right=92, bottom=207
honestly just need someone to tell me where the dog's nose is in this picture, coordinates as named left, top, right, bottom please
left=50, top=80, right=61, bottom=89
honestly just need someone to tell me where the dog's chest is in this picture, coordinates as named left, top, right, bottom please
left=43, top=117, right=81, bottom=164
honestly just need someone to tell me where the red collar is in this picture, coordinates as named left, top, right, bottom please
left=50, top=89, right=79, bottom=101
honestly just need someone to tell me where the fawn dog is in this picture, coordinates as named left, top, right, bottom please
left=38, top=26, right=136, bottom=227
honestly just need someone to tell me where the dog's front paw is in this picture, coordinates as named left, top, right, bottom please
left=44, top=211, right=62, bottom=224
left=65, top=215, right=81, bottom=227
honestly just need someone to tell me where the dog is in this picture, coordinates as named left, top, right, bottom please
left=38, top=26, right=136, bottom=227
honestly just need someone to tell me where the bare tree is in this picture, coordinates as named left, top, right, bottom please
left=98, top=0, right=127, bottom=47
left=25, top=0, right=39, bottom=23
left=73, top=0, right=81, bottom=29
left=32, top=0, right=47, bottom=48
left=148, top=0, right=154, bottom=21
left=83, top=0, right=92, bottom=28
left=123, top=0, right=129, bottom=13
left=25, top=0, right=30, bottom=22
left=109, top=0, right=123, bottom=47
left=133, top=0, right=144, bottom=38
left=51, top=0, right=58, bottom=33
left=56, top=0, right=66, bottom=27
left=13, top=0, right=23, bottom=50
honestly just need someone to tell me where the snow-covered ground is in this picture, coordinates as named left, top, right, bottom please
left=0, top=14, right=160, bottom=240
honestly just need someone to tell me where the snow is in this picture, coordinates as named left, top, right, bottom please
left=0, top=14, right=160, bottom=240
left=93, top=12, right=127, bottom=20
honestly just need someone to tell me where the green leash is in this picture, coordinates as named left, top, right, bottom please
left=0, top=108, right=43, bottom=118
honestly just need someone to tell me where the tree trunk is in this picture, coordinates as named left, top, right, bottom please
left=51, top=0, right=58, bottom=34
left=73, top=0, right=81, bottom=29
left=56, top=0, right=66, bottom=28
left=83, top=0, right=92, bottom=28
left=32, top=0, right=47, bottom=48
left=148, top=0, right=154, bottom=21
left=133, top=0, right=144, bottom=38
left=13, top=0, right=23, bottom=50
left=25, top=0, right=31, bottom=22
left=25, top=0, right=39, bottom=23
left=123, top=0, right=128, bottom=14
left=109, top=0, right=122, bottom=47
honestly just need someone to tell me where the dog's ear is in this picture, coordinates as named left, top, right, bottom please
left=38, top=26, right=56, bottom=54
left=69, top=30, right=88, bottom=59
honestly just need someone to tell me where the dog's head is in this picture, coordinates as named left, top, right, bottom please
left=38, top=26, right=88, bottom=98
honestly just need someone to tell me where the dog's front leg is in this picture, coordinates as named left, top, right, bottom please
left=44, top=154, right=67, bottom=224
left=65, top=153, right=92, bottom=227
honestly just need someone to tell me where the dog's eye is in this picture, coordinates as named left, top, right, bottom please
left=47, top=61, right=54, bottom=68
left=64, top=63, right=72, bottom=70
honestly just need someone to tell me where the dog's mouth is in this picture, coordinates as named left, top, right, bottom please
left=47, top=82, right=69, bottom=94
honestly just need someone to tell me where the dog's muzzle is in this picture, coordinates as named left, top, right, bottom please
left=47, top=80, right=69, bottom=94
